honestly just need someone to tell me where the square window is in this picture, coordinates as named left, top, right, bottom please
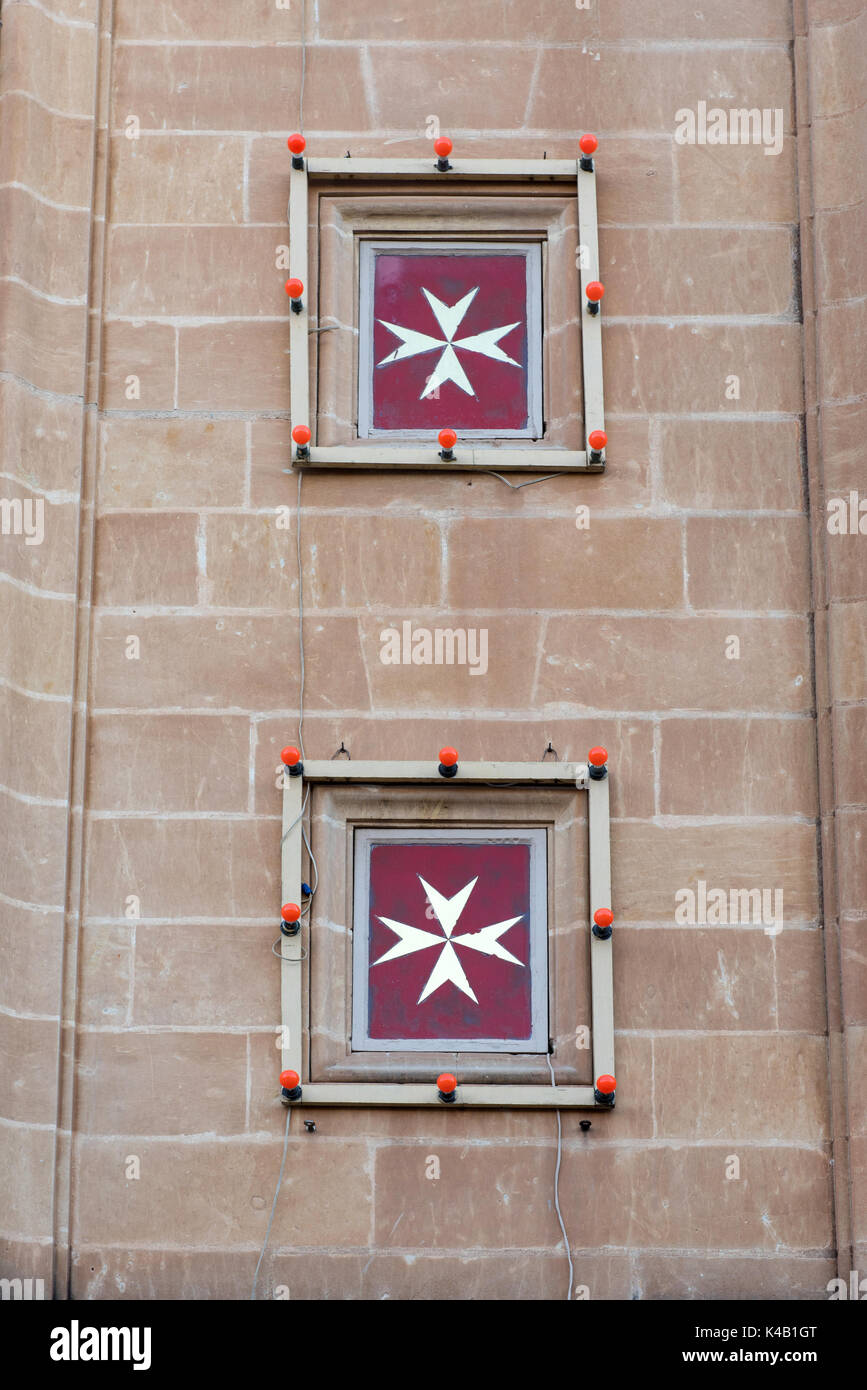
left=289, top=151, right=606, bottom=472
left=357, top=242, right=542, bottom=439
left=351, top=827, right=548, bottom=1052
left=278, top=759, right=615, bottom=1108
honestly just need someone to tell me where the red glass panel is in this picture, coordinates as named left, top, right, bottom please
left=370, top=250, right=531, bottom=432
left=366, top=839, right=534, bottom=1042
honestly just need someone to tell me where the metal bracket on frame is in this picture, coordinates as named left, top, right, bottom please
left=287, top=153, right=605, bottom=473
left=279, top=757, right=614, bottom=1108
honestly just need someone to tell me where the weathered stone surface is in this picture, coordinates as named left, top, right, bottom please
left=2, top=0, right=856, bottom=1303
left=75, top=1136, right=373, bottom=1246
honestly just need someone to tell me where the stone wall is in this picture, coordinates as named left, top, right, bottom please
left=0, top=0, right=863, bottom=1300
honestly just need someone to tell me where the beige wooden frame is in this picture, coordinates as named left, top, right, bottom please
left=288, top=153, right=605, bottom=473
left=280, top=758, right=614, bottom=1108
left=311, top=786, right=585, bottom=1083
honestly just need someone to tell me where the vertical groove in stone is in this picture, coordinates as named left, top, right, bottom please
left=52, top=0, right=116, bottom=1302
left=0, top=0, right=100, bottom=1294
left=798, top=0, right=867, bottom=1281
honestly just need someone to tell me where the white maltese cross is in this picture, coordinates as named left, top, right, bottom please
left=373, top=874, right=524, bottom=1005
left=376, top=287, right=522, bottom=400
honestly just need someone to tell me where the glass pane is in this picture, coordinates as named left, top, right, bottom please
left=358, top=241, right=542, bottom=438
left=352, top=827, right=549, bottom=1052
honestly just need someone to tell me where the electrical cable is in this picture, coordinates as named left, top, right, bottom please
left=279, top=786, right=318, bottom=926
left=485, top=470, right=565, bottom=489
left=281, top=783, right=309, bottom=842
left=301, top=818, right=318, bottom=900
left=271, top=937, right=308, bottom=960
left=545, top=1052, right=575, bottom=1302
left=292, top=0, right=317, bottom=911
left=250, top=1102, right=293, bottom=1299
left=298, top=0, right=306, bottom=132
left=252, top=3, right=309, bottom=1303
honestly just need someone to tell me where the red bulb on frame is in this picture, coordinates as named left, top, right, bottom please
left=594, top=908, right=614, bottom=930
left=285, top=278, right=304, bottom=299
left=280, top=1069, right=300, bottom=1089
left=579, top=133, right=598, bottom=156
left=287, top=134, right=306, bottom=155
left=433, top=137, right=453, bottom=158
left=438, top=428, right=457, bottom=451
left=281, top=902, right=301, bottom=924
left=588, top=746, right=608, bottom=767
left=281, top=745, right=301, bottom=767
left=437, top=1073, right=457, bottom=1095
left=588, top=430, right=607, bottom=451
left=438, top=746, right=458, bottom=768
left=586, top=281, right=605, bottom=303
left=292, top=425, right=311, bottom=446
left=596, top=1073, right=616, bottom=1096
